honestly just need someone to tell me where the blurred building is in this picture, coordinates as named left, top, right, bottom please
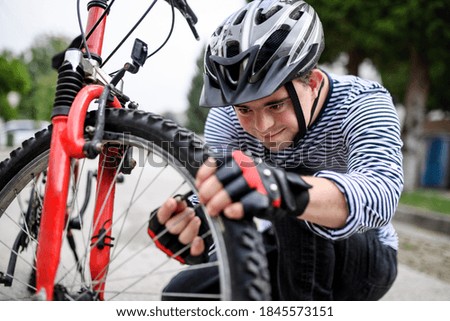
left=0, top=119, right=50, bottom=147
left=421, top=119, right=450, bottom=189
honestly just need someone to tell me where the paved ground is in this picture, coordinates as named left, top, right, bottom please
left=383, top=218, right=450, bottom=300
left=1, top=146, right=450, bottom=301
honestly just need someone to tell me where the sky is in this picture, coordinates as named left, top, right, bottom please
left=0, top=0, right=246, bottom=115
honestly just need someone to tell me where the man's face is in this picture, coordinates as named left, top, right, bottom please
left=234, top=81, right=310, bottom=151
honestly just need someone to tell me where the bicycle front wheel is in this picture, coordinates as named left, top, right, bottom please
left=0, top=109, right=270, bottom=301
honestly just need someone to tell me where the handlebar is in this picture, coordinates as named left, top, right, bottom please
left=165, top=0, right=199, bottom=40
left=52, top=0, right=201, bottom=158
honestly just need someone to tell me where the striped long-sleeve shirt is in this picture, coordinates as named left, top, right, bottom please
left=204, top=73, right=404, bottom=250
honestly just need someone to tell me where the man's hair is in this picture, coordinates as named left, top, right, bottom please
left=296, top=68, right=315, bottom=85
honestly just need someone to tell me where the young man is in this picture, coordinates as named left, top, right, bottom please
left=149, top=0, right=403, bottom=300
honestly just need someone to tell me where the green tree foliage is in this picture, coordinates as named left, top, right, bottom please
left=185, top=54, right=209, bottom=134
left=308, top=0, right=449, bottom=112
left=307, top=0, right=449, bottom=188
left=0, top=52, right=32, bottom=121
left=17, top=35, right=69, bottom=120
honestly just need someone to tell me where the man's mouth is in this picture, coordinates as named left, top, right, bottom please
left=262, top=129, right=284, bottom=141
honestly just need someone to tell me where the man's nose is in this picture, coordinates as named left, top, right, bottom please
left=254, top=112, right=274, bottom=133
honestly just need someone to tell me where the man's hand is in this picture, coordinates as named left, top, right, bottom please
left=148, top=195, right=206, bottom=264
left=196, top=151, right=311, bottom=220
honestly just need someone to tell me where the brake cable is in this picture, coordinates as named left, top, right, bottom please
left=101, top=0, right=161, bottom=67
left=85, top=0, right=117, bottom=41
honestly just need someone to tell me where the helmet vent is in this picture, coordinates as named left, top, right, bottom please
left=214, top=26, right=223, bottom=36
left=226, top=41, right=240, bottom=58
left=233, top=10, right=247, bottom=25
left=290, top=8, right=304, bottom=20
left=254, top=27, right=290, bottom=73
left=255, top=5, right=282, bottom=25
left=225, top=41, right=241, bottom=85
left=204, top=46, right=220, bottom=88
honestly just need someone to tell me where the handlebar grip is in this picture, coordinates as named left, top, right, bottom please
left=168, top=0, right=197, bottom=23
left=165, top=0, right=199, bottom=40
left=183, top=0, right=198, bottom=24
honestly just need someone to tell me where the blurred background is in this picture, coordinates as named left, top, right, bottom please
left=0, top=0, right=449, bottom=300
left=0, top=0, right=449, bottom=209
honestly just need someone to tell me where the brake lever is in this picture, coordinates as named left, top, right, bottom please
left=166, top=0, right=199, bottom=40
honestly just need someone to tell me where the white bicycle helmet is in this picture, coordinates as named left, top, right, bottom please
left=200, top=0, right=324, bottom=108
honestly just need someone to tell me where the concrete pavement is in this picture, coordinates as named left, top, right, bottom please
left=386, top=205, right=450, bottom=300
left=384, top=263, right=450, bottom=300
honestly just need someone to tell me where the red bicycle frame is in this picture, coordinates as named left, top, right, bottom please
left=35, top=3, right=121, bottom=300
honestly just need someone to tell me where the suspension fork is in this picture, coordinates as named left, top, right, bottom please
left=34, top=117, right=71, bottom=301
left=35, top=85, right=121, bottom=300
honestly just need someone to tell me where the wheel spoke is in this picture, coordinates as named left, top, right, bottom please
left=0, top=110, right=271, bottom=300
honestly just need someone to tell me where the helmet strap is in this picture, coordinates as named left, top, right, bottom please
left=285, top=81, right=307, bottom=145
left=285, top=79, right=324, bottom=145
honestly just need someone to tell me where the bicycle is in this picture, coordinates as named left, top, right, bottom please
left=0, top=0, right=270, bottom=301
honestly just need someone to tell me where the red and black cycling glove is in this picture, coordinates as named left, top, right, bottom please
left=215, top=150, right=311, bottom=220
left=147, top=192, right=212, bottom=265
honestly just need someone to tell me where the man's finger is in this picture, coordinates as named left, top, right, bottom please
left=157, top=197, right=188, bottom=225
left=156, top=198, right=177, bottom=224
left=178, top=215, right=201, bottom=245
left=195, top=157, right=217, bottom=188
left=205, top=188, right=233, bottom=216
left=165, top=207, right=195, bottom=235
left=223, top=202, right=245, bottom=220
left=197, top=174, right=224, bottom=205
left=190, top=236, right=206, bottom=257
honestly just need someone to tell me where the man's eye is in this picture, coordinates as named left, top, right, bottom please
left=269, top=103, right=283, bottom=110
left=237, top=108, right=250, bottom=115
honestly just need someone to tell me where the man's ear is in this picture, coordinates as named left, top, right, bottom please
left=309, top=69, right=324, bottom=94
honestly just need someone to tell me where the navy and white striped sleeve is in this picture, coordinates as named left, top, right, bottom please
left=204, top=107, right=240, bottom=156
left=309, top=91, right=404, bottom=240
